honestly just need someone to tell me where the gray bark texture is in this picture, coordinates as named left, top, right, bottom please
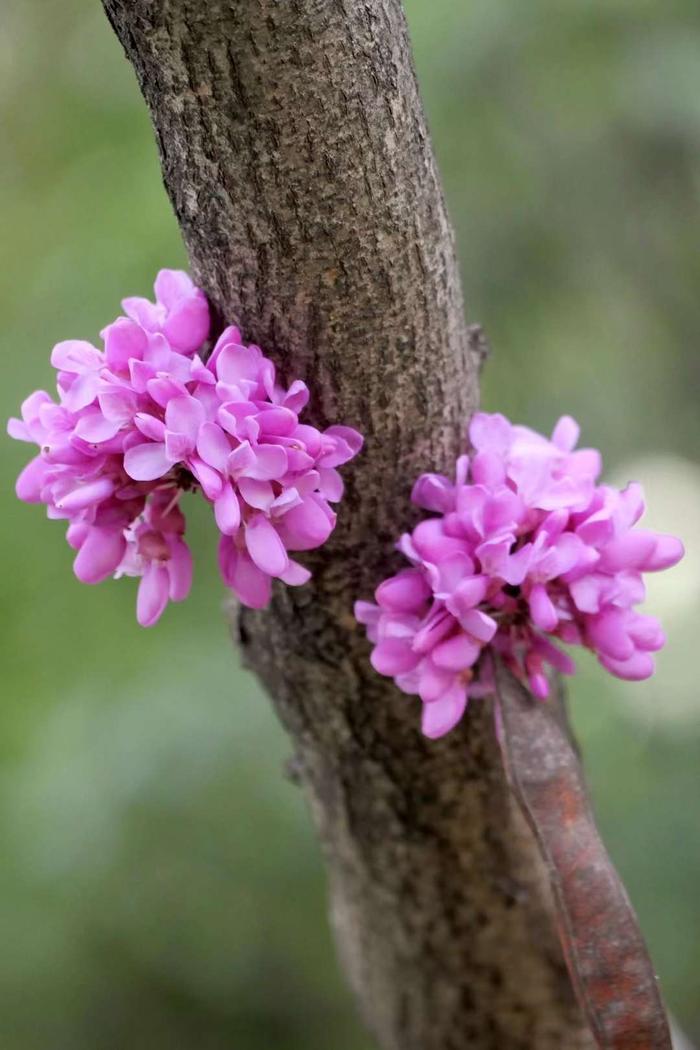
left=100, top=2, right=594, bottom=1047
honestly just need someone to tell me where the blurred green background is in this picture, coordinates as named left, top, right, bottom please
left=1, top=1, right=698, bottom=1046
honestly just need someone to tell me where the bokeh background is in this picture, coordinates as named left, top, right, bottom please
left=1, top=1, right=698, bottom=1046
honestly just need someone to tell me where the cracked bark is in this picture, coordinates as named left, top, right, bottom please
left=100, top=2, right=594, bottom=1047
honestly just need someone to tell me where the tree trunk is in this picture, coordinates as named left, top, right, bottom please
left=100, top=2, right=593, bottom=1047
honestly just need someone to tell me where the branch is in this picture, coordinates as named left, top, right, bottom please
left=100, top=2, right=595, bottom=1046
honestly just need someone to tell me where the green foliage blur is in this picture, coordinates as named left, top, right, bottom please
left=1, top=0, right=698, bottom=1045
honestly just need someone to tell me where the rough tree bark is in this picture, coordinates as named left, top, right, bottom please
left=100, top=2, right=596, bottom=1047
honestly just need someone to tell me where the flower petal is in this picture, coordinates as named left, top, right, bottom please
left=412, top=473, right=454, bottom=513
left=237, top=477, right=274, bottom=511
left=370, top=638, right=421, bottom=676
left=61, top=372, right=101, bottom=412
left=457, top=608, right=497, bottom=643
left=56, top=477, right=115, bottom=512
left=167, top=537, right=193, bottom=601
left=245, top=514, right=289, bottom=577
left=279, top=559, right=311, bottom=586
left=245, top=443, right=288, bottom=481
left=73, top=411, right=122, bottom=444
left=551, top=415, right=580, bottom=452
left=432, top=633, right=481, bottom=671
left=376, top=569, right=431, bottom=613
left=187, top=455, right=223, bottom=500
left=197, top=421, right=231, bottom=472
left=421, top=684, right=468, bottom=739
left=154, top=268, right=195, bottom=308
left=163, top=293, right=210, bottom=353
left=418, top=661, right=455, bottom=702
left=50, top=339, right=102, bottom=374
left=15, top=456, right=48, bottom=503
left=599, top=651, right=655, bottom=681
left=74, top=526, right=126, bottom=584
left=214, top=483, right=241, bottom=535
left=528, top=583, right=559, bottom=632
left=165, top=395, right=205, bottom=443
left=134, top=413, right=167, bottom=442
left=586, top=609, right=635, bottom=661
left=218, top=539, right=272, bottom=609
left=103, top=318, right=148, bottom=372
left=468, top=412, right=511, bottom=455
left=646, top=534, right=684, bottom=572
left=216, top=344, right=262, bottom=385
left=277, top=495, right=335, bottom=551
left=137, top=563, right=171, bottom=626
left=124, top=441, right=171, bottom=481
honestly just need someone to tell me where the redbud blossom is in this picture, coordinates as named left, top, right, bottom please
left=9, top=270, right=363, bottom=625
left=355, top=412, right=683, bottom=739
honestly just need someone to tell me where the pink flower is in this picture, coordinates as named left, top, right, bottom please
left=356, top=412, right=683, bottom=739
left=121, top=269, right=210, bottom=354
left=9, top=269, right=363, bottom=625
left=114, top=491, right=193, bottom=627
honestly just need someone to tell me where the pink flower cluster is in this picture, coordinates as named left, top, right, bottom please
left=9, top=270, right=362, bottom=625
left=355, top=413, right=683, bottom=739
